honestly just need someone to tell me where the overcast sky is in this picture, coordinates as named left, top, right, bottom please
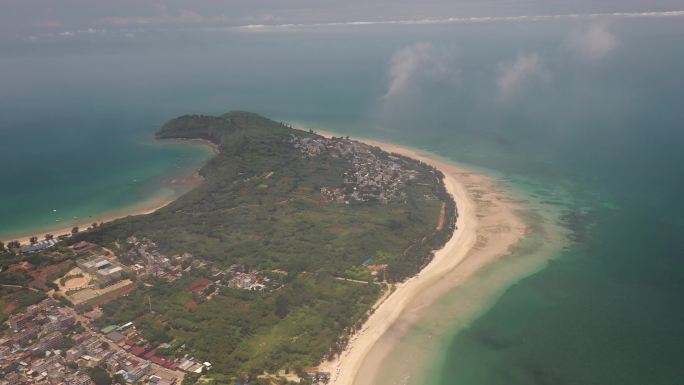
left=1, top=0, right=682, bottom=40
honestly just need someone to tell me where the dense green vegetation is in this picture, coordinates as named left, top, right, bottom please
left=0, top=246, right=75, bottom=291
left=96, top=271, right=380, bottom=374
left=71, top=111, right=456, bottom=378
left=0, top=286, right=46, bottom=328
left=81, top=112, right=453, bottom=279
left=87, top=366, right=113, bottom=385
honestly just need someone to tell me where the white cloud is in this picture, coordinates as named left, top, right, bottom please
left=568, top=22, right=618, bottom=60
left=384, top=42, right=458, bottom=99
left=496, top=53, right=549, bottom=100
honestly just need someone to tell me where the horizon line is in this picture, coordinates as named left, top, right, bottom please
left=234, top=10, right=684, bottom=31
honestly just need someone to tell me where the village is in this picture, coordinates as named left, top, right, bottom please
left=0, top=136, right=420, bottom=385
left=2, top=288, right=331, bottom=385
left=0, top=233, right=305, bottom=385
left=0, top=291, right=215, bottom=385
left=0, top=134, right=428, bottom=385
left=123, top=237, right=276, bottom=292
left=290, top=135, right=418, bottom=204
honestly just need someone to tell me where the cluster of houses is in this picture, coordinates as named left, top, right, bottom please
left=1, top=354, right=92, bottom=385
left=71, top=237, right=279, bottom=299
left=0, top=299, right=86, bottom=385
left=125, top=237, right=207, bottom=281
left=125, top=237, right=274, bottom=292
left=0, top=298, right=197, bottom=385
left=291, top=135, right=416, bottom=204
left=5, top=299, right=75, bottom=351
left=65, top=334, right=110, bottom=367
left=291, top=134, right=358, bottom=158
left=140, top=344, right=209, bottom=375
left=106, top=352, right=152, bottom=383
left=2, top=222, right=339, bottom=384
left=96, top=321, right=209, bottom=379
left=219, top=264, right=268, bottom=291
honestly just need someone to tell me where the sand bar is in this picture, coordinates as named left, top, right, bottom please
left=315, top=131, right=527, bottom=385
left=4, top=126, right=527, bottom=384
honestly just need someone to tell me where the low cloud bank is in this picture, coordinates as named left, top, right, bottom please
left=496, top=53, right=549, bottom=100
left=567, top=22, right=618, bottom=60
left=384, top=42, right=458, bottom=99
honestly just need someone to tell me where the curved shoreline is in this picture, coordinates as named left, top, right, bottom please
left=1, top=139, right=216, bottom=245
left=314, top=131, right=528, bottom=385
left=3, top=126, right=530, bottom=384
left=5, top=195, right=176, bottom=246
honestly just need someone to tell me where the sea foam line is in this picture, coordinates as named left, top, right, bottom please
left=37, top=9, right=684, bottom=42
left=234, top=10, right=684, bottom=31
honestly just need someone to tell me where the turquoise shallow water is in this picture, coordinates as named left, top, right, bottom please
left=1, top=14, right=683, bottom=384
left=0, top=107, right=213, bottom=240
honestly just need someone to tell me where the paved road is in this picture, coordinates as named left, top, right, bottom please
left=0, top=284, right=41, bottom=292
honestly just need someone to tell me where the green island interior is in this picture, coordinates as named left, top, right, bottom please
left=0, top=111, right=455, bottom=384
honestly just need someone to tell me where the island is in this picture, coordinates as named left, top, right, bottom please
left=0, top=111, right=456, bottom=385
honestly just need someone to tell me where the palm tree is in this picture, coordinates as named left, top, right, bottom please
left=71, top=226, right=79, bottom=235
left=29, top=236, right=38, bottom=245
left=45, top=234, right=54, bottom=241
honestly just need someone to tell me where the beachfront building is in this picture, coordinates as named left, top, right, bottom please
left=21, top=239, right=58, bottom=254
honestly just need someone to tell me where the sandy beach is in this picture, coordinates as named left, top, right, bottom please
left=315, top=131, right=527, bottom=385
left=8, top=196, right=176, bottom=246
left=4, top=127, right=527, bottom=384
left=4, top=139, right=218, bottom=246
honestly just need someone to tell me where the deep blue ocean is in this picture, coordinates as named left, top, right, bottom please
left=1, top=13, right=683, bottom=384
